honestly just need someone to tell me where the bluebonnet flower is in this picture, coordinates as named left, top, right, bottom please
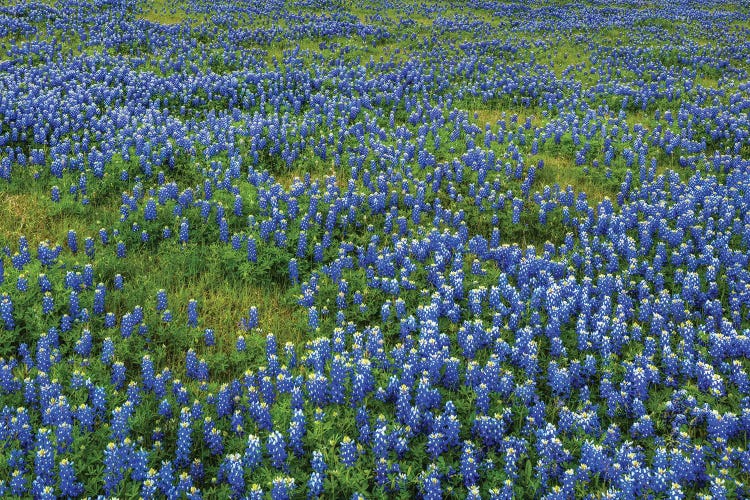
left=236, top=335, right=246, bottom=352
left=190, top=459, right=204, bottom=484
left=421, top=465, right=442, bottom=500
left=461, top=440, right=479, bottom=487
left=156, top=460, right=175, bottom=496
left=339, top=436, right=358, bottom=467
left=270, top=477, right=294, bottom=500
left=175, top=408, right=192, bottom=467
left=306, top=372, right=328, bottom=406
left=59, top=458, right=84, bottom=497
left=187, top=299, right=198, bottom=327
left=308, top=306, right=319, bottom=330
left=427, top=432, right=445, bottom=459
left=307, top=469, right=325, bottom=499
left=203, top=417, right=223, bottom=456
left=247, top=237, right=257, bottom=262
left=156, top=289, right=168, bottom=311
left=68, top=229, right=79, bottom=253
left=36, top=273, right=50, bottom=292
left=247, top=484, right=264, bottom=500
left=103, top=442, right=124, bottom=495
left=179, top=219, right=189, bottom=244
left=1, top=294, right=15, bottom=330
left=55, top=422, right=73, bottom=453
left=41, top=292, right=54, bottom=315
left=10, top=467, right=26, bottom=496
left=220, top=453, right=245, bottom=498
left=311, top=450, right=327, bottom=476
left=85, top=237, right=95, bottom=258
left=219, top=217, right=229, bottom=242
left=288, top=409, right=306, bottom=457
left=215, top=383, right=235, bottom=419
left=475, top=383, right=490, bottom=414
left=267, top=430, right=288, bottom=470
left=92, top=283, right=106, bottom=315
left=158, top=399, right=172, bottom=419
left=244, top=434, right=262, bottom=470
left=111, top=362, right=126, bottom=390
left=16, top=274, right=28, bottom=292
left=204, top=328, right=215, bottom=346
left=129, top=448, right=150, bottom=483
left=144, top=198, right=157, bottom=221
left=34, top=432, right=55, bottom=487
left=98, top=228, right=109, bottom=245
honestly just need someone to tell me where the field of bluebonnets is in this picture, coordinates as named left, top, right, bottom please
left=1, top=0, right=750, bottom=497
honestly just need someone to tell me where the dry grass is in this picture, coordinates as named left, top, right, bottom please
left=139, top=13, right=185, bottom=25
left=137, top=0, right=191, bottom=25
left=0, top=192, right=57, bottom=244
left=534, top=154, right=614, bottom=206
left=548, top=41, right=587, bottom=78
left=272, top=156, right=349, bottom=190
left=470, top=107, right=541, bottom=128
left=695, top=75, right=720, bottom=89
left=624, top=110, right=655, bottom=132
left=140, top=253, right=303, bottom=351
left=198, top=281, right=302, bottom=350
left=109, top=247, right=305, bottom=373
left=0, top=186, right=121, bottom=249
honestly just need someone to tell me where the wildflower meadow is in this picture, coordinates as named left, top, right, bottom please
left=0, top=0, right=749, bottom=498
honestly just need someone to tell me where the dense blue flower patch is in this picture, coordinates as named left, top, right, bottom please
left=0, top=0, right=749, bottom=497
